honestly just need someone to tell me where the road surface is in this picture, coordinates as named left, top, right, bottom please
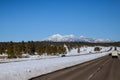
left=30, top=55, right=120, bottom=80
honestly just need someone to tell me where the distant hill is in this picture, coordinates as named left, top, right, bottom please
left=42, top=34, right=112, bottom=43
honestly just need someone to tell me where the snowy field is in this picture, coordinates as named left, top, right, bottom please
left=0, top=47, right=113, bottom=80
left=117, top=47, right=120, bottom=51
left=66, top=46, right=111, bottom=55
left=0, top=46, right=111, bottom=63
left=0, top=55, right=58, bottom=63
left=117, top=47, right=120, bottom=54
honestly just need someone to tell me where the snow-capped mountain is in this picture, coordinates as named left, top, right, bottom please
left=42, top=34, right=112, bottom=43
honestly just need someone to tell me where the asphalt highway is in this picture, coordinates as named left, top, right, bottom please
left=30, top=55, right=120, bottom=80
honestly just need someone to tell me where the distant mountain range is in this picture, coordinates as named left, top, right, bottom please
left=42, top=34, right=112, bottom=43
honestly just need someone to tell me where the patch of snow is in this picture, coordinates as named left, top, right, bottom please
left=0, top=48, right=113, bottom=80
left=94, top=39, right=111, bottom=43
left=0, top=53, right=7, bottom=56
left=66, top=46, right=111, bottom=56
left=117, top=47, right=120, bottom=51
left=0, top=55, right=58, bottom=63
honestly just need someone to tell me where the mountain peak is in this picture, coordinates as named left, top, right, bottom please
left=42, top=34, right=112, bottom=43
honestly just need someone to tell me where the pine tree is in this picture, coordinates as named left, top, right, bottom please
left=21, top=41, right=25, bottom=53
left=13, top=44, right=22, bottom=58
left=77, top=47, right=80, bottom=53
left=35, top=46, right=41, bottom=55
left=7, top=41, right=15, bottom=58
left=94, top=47, right=100, bottom=51
left=26, top=41, right=35, bottom=55
left=0, top=44, right=4, bottom=54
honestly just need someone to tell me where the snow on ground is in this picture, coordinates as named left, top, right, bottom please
left=0, top=47, right=113, bottom=80
left=117, top=47, right=120, bottom=54
left=117, top=47, right=120, bottom=51
left=0, top=46, right=110, bottom=63
left=66, top=46, right=111, bottom=56
left=0, top=46, right=111, bottom=63
left=0, top=55, right=58, bottom=63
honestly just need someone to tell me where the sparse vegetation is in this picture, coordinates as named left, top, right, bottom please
left=94, top=47, right=101, bottom=51
left=0, top=41, right=120, bottom=58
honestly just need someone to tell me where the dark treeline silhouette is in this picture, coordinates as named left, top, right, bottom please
left=0, top=41, right=120, bottom=58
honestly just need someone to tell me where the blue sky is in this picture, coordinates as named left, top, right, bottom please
left=0, top=0, right=120, bottom=42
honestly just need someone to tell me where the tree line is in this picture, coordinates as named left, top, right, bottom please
left=0, top=41, right=120, bottom=58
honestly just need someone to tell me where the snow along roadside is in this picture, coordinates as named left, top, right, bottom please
left=0, top=51, right=112, bottom=80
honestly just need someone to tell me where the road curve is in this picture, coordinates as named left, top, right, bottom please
left=29, top=55, right=120, bottom=80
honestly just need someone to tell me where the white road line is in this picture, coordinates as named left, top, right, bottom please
left=87, top=58, right=111, bottom=80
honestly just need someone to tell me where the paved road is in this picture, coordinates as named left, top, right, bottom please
left=30, top=55, right=120, bottom=80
